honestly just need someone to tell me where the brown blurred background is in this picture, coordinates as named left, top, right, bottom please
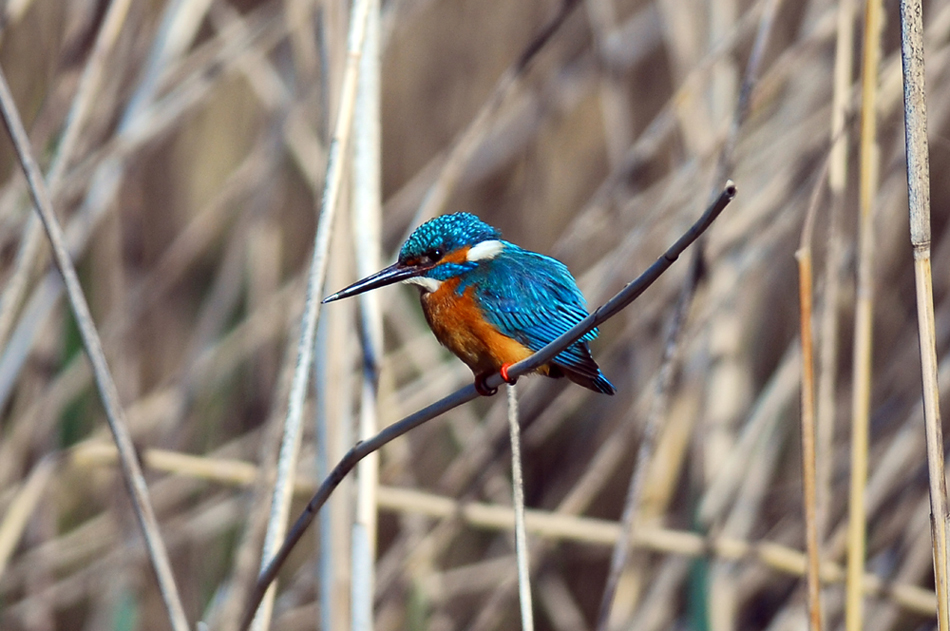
left=0, top=0, right=948, bottom=630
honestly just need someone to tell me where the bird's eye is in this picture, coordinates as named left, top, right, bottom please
left=407, top=249, right=443, bottom=267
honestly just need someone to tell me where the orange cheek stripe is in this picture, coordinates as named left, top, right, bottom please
left=442, top=247, right=471, bottom=265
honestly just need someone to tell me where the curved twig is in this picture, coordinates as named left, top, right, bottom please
left=0, top=64, right=190, bottom=631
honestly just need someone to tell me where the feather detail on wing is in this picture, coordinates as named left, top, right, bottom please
left=463, top=245, right=615, bottom=394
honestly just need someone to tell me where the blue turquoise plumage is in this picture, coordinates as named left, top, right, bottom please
left=458, top=246, right=611, bottom=393
left=324, top=212, right=616, bottom=395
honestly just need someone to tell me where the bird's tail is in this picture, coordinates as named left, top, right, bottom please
left=564, top=369, right=616, bottom=395
left=546, top=342, right=616, bottom=395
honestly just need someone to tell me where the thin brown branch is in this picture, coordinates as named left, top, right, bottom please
left=0, top=64, right=189, bottom=631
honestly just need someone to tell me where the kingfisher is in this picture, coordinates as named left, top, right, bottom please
left=323, top=213, right=615, bottom=396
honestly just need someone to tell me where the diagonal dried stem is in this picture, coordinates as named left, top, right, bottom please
left=0, top=0, right=133, bottom=355
left=597, top=2, right=780, bottom=626
left=399, top=0, right=583, bottom=240
left=0, top=65, right=189, bottom=631
left=0, top=456, right=54, bottom=578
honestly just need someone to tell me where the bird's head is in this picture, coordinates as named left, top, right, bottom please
left=323, top=213, right=504, bottom=302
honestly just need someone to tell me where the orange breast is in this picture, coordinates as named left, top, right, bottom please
left=421, top=279, right=536, bottom=376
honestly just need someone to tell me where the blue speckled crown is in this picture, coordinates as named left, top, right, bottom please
left=399, top=213, right=501, bottom=261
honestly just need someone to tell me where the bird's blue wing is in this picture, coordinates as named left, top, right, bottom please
left=465, top=246, right=602, bottom=379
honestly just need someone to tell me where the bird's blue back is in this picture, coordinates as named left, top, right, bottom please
left=456, top=243, right=602, bottom=379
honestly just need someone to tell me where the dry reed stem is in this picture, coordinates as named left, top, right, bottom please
left=0, top=66, right=189, bottom=631
left=701, top=0, right=771, bottom=613
left=594, top=249, right=697, bottom=631
left=538, top=574, right=590, bottom=631
left=584, top=0, right=633, bottom=167
left=507, top=384, right=534, bottom=631
left=899, top=0, right=950, bottom=627
left=0, top=456, right=54, bottom=578
left=593, top=12, right=778, bottom=626
left=2, top=434, right=259, bottom=575
left=402, top=0, right=581, bottom=237
left=208, top=3, right=328, bottom=187
left=865, top=500, right=939, bottom=631
left=796, top=159, right=830, bottom=631
left=682, top=11, right=782, bottom=624
left=249, top=0, right=373, bottom=626
left=0, top=0, right=133, bottom=354
left=67, top=442, right=940, bottom=617
left=847, top=0, right=883, bottom=629
left=3, top=493, right=245, bottom=621
left=212, top=329, right=307, bottom=631
left=818, top=0, right=855, bottom=555
left=351, top=1, right=383, bottom=626
left=698, top=344, right=800, bottom=524
left=5, top=1, right=950, bottom=628
left=318, top=288, right=358, bottom=631
left=0, top=4, right=285, bottom=416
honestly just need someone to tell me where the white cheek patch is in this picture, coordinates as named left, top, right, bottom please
left=403, top=276, right=442, bottom=293
left=466, top=240, right=504, bottom=262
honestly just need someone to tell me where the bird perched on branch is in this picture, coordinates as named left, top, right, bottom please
left=323, top=213, right=615, bottom=396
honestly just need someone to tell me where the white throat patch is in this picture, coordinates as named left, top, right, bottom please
left=466, top=239, right=504, bottom=262
left=402, top=275, right=442, bottom=293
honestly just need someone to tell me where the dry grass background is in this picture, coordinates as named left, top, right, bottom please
left=0, top=0, right=948, bottom=630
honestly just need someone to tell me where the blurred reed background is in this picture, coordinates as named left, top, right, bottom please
left=0, top=0, right=948, bottom=630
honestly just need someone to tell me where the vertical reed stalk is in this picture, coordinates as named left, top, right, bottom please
left=899, top=1, right=950, bottom=628
left=796, top=162, right=829, bottom=631
left=817, top=0, right=854, bottom=554
left=507, top=384, right=534, bottom=631
left=315, top=309, right=336, bottom=631
left=351, top=0, right=382, bottom=628
left=250, top=0, right=373, bottom=628
left=847, top=1, right=882, bottom=629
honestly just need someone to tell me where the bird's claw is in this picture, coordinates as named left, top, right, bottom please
left=474, top=374, right=498, bottom=396
left=475, top=365, right=518, bottom=396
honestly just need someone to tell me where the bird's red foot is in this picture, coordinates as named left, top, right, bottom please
left=499, top=363, right=518, bottom=386
left=474, top=373, right=498, bottom=396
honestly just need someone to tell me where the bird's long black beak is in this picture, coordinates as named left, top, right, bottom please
left=322, top=262, right=420, bottom=303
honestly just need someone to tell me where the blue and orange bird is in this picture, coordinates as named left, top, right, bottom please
left=323, top=213, right=615, bottom=396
